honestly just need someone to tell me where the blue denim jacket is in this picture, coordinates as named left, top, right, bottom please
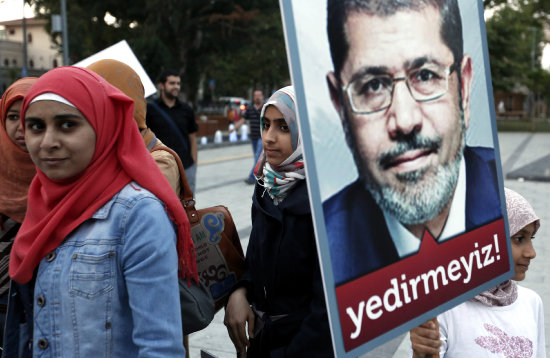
left=3, top=183, right=186, bottom=357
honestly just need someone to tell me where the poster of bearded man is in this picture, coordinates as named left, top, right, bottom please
left=279, top=0, right=511, bottom=356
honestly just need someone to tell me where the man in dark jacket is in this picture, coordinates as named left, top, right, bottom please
left=146, top=69, right=198, bottom=193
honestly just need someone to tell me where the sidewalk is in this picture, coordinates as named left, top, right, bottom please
left=188, top=133, right=550, bottom=357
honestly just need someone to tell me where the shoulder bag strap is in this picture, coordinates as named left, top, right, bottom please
left=150, top=146, right=200, bottom=225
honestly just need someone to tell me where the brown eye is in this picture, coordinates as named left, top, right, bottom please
left=512, top=235, right=524, bottom=244
left=60, top=121, right=76, bottom=130
left=415, top=68, right=438, bottom=82
left=25, top=120, right=44, bottom=131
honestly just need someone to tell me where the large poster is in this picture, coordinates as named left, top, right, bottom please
left=279, top=0, right=513, bottom=355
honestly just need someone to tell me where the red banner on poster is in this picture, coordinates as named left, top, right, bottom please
left=336, top=219, right=508, bottom=352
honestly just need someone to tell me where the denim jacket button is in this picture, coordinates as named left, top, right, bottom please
left=37, top=296, right=46, bottom=307
left=37, top=338, right=48, bottom=349
left=45, top=252, right=56, bottom=262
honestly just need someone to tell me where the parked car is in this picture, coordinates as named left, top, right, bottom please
left=218, top=96, right=250, bottom=113
left=196, top=96, right=250, bottom=120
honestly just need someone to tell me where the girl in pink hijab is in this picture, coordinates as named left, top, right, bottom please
left=410, top=188, right=545, bottom=357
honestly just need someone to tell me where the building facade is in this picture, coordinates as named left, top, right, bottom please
left=0, top=17, right=61, bottom=93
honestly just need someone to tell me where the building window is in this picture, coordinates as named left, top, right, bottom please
left=53, top=59, right=58, bottom=67
left=27, top=33, right=32, bottom=43
left=3, top=59, right=8, bottom=66
left=8, top=29, right=15, bottom=35
left=12, top=59, right=16, bottom=65
left=29, top=59, right=34, bottom=68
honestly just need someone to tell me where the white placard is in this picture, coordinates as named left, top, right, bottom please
left=73, top=40, right=156, bottom=98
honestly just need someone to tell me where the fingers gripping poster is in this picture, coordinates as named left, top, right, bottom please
left=279, top=0, right=511, bottom=355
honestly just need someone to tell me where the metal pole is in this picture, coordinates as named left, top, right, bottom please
left=531, top=31, right=535, bottom=70
left=527, top=27, right=537, bottom=70
left=21, top=0, right=28, bottom=77
left=60, top=0, right=69, bottom=65
left=527, top=27, right=537, bottom=119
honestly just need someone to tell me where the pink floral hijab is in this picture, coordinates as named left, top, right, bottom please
left=472, top=188, right=539, bottom=307
left=504, top=187, right=539, bottom=239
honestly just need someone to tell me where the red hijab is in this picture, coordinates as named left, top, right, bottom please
left=0, top=77, right=38, bottom=223
left=10, top=66, right=197, bottom=284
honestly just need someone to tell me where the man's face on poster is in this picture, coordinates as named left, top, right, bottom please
left=328, top=5, right=473, bottom=226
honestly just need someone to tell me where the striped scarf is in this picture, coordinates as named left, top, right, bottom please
left=255, top=151, right=305, bottom=205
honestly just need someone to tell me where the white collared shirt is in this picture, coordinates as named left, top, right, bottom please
left=383, top=156, right=466, bottom=258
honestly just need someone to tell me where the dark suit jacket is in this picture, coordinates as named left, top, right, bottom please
left=323, top=146, right=502, bottom=285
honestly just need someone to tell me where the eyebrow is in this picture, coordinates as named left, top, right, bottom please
left=25, top=113, right=85, bottom=122
left=408, top=56, right=443, bottom=69
left=263, top=117, right=285, bottom=123
left=514, top=228, right=533, bottom=236
left=349, top=56, right=446, bottom=82
left=349, top=66, right=390, bottom=83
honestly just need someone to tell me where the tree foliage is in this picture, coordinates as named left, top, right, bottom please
left=27, top=0, right=290, bottom=103
left=527, top=68, right=550, bottom=100
left=484, top=0, right=550, bottom=21
left=485, top=0, right=548, bottom=93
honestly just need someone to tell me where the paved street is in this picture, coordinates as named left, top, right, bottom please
left=188, top=132, right=550, bottom=357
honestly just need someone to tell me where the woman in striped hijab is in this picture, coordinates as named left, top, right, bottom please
left=224, top=86, right=334, bottom=357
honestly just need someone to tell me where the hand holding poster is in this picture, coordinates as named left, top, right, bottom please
left=279, top=0, right=512, bottom=355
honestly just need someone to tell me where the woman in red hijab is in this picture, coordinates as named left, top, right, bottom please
left=4, top=66, right=196, bottom=357
left=0, top=77, right=38, bottom=346
left=0, top=77, right=38, bottom=223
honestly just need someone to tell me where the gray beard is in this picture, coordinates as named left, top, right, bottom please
left=348, top=113, right=465, bottom=226
left=363, top=144, right=463, bottom=225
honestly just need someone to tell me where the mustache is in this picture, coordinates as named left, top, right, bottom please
left=378, top=134, right=442, bottom=169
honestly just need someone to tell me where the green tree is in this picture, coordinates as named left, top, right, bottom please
left=27, top=0, right=290, bottom=103
left=485, top=1, right=547, bottom=93
left=484, top=0, right=550, bottom=19
left=201, top=2, right=290, bottom=98
left=527, top=68, right=550, bottom=100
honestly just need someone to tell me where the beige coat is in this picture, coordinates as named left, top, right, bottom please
left=151, top=138, right=182, bottom=196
